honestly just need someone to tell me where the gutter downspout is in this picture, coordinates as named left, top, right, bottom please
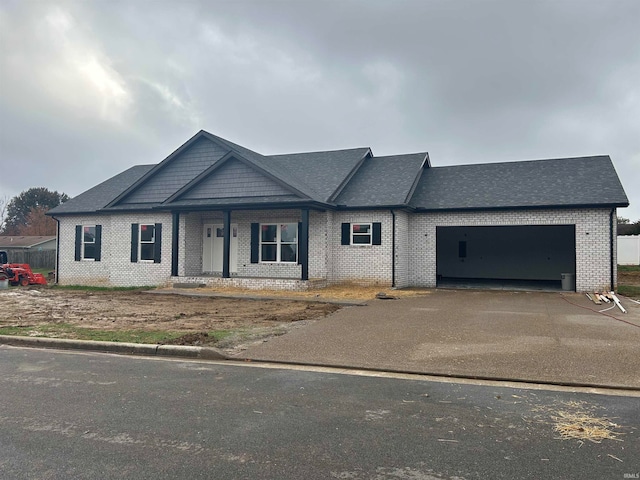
left=610, top=208, right=615, bottom=292
left=52, top=216, right=60, bottom=285
left=390, top=209, right=396, bottom=288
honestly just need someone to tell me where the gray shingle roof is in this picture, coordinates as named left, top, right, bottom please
left=410, top=155, right=629, bottom=210
left=48, top=131, right=629, bottom=216
left=48, top=165, right=155, bottom=215
left=266, top=148, right=371, bottom=202
left=334, top=153, right=427, bottom=206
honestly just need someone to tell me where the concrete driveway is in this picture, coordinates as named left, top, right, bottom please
left=240, top=290, right=640, bottom=389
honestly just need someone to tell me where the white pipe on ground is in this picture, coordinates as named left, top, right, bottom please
left=610, top=292, right=627, bottom=314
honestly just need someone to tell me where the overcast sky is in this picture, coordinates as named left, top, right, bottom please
left=1, top=0, right=638, bottom=219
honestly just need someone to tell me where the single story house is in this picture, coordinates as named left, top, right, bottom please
left=47, top=130, right=629, bottom=292
left=0, top=236, right=57, bottom=252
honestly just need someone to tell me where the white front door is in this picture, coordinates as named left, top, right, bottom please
left=203, top=224, right=238, bottom=273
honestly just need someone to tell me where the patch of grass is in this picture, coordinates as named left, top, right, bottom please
left=31, top=268, right=53, bottom=275
left=51, top=285, right=155, bottom=292
left=0, top=323, right=183, bottom=343
left=618, top=265, right=640, bottom=273
left=209, top=330, right=235, bottom=342
left=618, top=285, right=640, bottom=298
left=0, top=323, right=241, bottom=345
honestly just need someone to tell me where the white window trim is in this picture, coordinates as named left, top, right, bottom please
left=82, top=225, right=96, bottom=261
left=259, top=223, right=298, bottom=263
left=139, top=224, right=155, bottom=262
left=351, top=222, right=373, bottom=246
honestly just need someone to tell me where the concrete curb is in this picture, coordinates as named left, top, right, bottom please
left=144, top=288, right=368, bottom=306
left=0, top=335, right=229, bottom=360
left=241, top=357, right=640, bottom=392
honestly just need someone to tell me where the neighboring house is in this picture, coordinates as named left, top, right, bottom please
left=0, top=236, right=57, bottom=253
left=47, top=130, right=629, bottom=292
left=0, top=235, right=57, bottom=269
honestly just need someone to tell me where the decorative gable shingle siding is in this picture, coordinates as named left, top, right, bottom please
left=123, top=138, right=228, bottom=204
left=181, top=159, right=292, bottom=200
left=58, top=213, right=172, bottom=287
left=329, top=211, right=393, bottom=286
left=408, top=208, right=615, bottom=292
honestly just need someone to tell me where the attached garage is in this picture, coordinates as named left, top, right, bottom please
left=436, top=225, right=576, bottom=290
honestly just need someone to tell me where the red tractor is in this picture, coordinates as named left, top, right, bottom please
left=0, top=263, right=48, bottom=286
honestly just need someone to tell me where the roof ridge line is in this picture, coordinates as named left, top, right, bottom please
left=431, top=155, right=610, bottom=169
left=267, top=146, right=371, bottom=157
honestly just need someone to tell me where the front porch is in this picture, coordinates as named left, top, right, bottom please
left=171, top=207, right=318, bottom=289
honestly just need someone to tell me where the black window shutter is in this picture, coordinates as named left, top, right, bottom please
left=130, top=223, right=139, bottom=263
left=153, top=223, right=162, bottom=263
left=372, top=222, right=382, bottom=245
left=250, top=223, right=259, bottom=263
left=74, top=225, right=82, bottom=261
left=94, top=225, right=102, bottom=262
left=341, top=223, right=350, bottom=245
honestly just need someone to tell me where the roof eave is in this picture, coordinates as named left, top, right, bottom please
left=412, top=202, right=630, bottom=213
left=335, top=203, right=415, bottom=212
left=156, top=200, right=333, bottom=212
left=47, top=209, right=103, bottom=217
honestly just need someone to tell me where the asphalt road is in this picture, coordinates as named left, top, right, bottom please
left=0, top=346, right=638, bottom=480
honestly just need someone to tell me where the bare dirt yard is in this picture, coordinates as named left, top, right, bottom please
left=0, top=289, right=342, bottom=355
left=619, top=267, right=640, bottom=286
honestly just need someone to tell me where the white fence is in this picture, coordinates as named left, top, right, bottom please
left=618, top=235, right=640, bottom=265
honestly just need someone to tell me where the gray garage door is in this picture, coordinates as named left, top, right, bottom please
left=436, top=225, right=576, bottom=287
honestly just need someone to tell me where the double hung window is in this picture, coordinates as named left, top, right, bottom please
left=74, top=224, right=101, bottom=261
left=139, top=224, right=156, bottom=261
left=260, top=223, right=298, bottom=263
left=83, top=226, right=97, bottom=259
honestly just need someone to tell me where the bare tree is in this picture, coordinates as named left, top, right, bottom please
left=19, top=206, right=57, bottom=236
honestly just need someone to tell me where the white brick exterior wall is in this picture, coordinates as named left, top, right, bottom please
left=408, top=208, right=616, bottom=292
left=328, top=210, right=394, bottom=286
left=58, top=213, right=172, bottom=287
left=394, top=211, right=410, bottom=288
left=57, top=207, right=617, bottom=292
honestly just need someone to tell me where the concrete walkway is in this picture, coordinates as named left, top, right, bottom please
left=239, top=290, right=640, bottom=389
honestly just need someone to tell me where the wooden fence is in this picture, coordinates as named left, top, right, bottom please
left=2, top=249, right=56, bottom=270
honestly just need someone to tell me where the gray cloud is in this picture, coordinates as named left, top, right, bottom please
left=1, top=0, right=638, bottom=218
